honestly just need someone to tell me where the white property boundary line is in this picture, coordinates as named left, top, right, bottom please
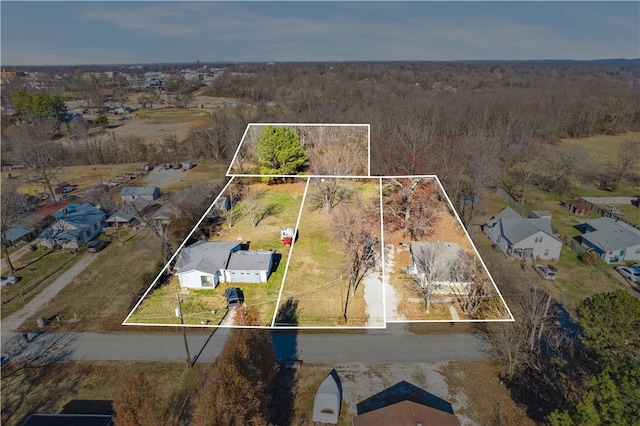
left=226, top=123, right=371, bottom=177
left=125, top=123, right=514, bottom=328
left=124, top=175, right=514, bottom=328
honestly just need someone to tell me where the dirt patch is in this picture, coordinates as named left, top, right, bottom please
left=110, top=115, right=203, bottom=143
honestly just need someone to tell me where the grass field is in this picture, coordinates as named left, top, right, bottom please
left=136, top=108, right=209, bottom=124
left=5, top=163, right=147, bottom=193
left=279, top=179, right=380, bottom=327
left=561, top=131, right=639, bottom=169
left=24, top=229, right=163, bottom=333
left=1, top=249, right=88, bottom=319
left=128, top=181, right=307, bottom=327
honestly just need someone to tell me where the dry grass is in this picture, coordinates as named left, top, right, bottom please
left=561, top=131, right=640, bottom=168
left=24, top=230, right=163, bottom=333
left=136, top=108, right=209, bottom=124
left=279, top=179, right=380, bottom=327
left=0, top=360, right=197, bottom=426
left=5, top=164, right=146, bottom=193
left=439, top=360, right=535, bottom=426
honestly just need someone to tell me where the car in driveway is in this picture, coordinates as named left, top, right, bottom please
left=0, top=275, right=19, bottom=286
left=615, top=266, right=640, bottom=283
left=225, top=287, right=244, bottom=308
left=87, top=240, right=109, bottom=253
left=533, top=264, right=557, bottom=280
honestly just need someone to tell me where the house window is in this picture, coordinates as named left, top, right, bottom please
left=635, top=248, right=640, bottom=254
left=544, top=249, right=550, bottom=256
left=535, top=236, right=543, bottom=243
left=496, top=235, right=501, bottom=243
left=93, top=223, right=98, bottom=230
left=200, top=275, right=213, bottom=287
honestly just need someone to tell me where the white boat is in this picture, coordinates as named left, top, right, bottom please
left=312, top=371, right=341, bottom=424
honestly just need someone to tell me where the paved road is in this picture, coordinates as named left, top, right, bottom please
left=1, top=253, right=99, bottom=332
left=1, top=327, right=490, bottom=365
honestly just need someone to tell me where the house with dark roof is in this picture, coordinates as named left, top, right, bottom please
left=37, top=202, right=106, bottom=249
left=577, top=217, right=640, bottom=263
left=484, top=207, right=562, bottom=261
left=174, top=241, right=275, bottom=288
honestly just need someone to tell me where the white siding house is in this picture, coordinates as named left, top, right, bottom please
left=484, top=207, right=562, bottom=261
left=174, top=241, right=275, bottom=288
left=578, top=217, right=640, bottom=263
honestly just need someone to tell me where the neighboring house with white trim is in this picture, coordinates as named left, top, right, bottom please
left=577, top=217, right=640, bottom=264
left=174, top=241, right=275, bottom=288
left=484, top=207, right=562, bottom=261
left=37, top=202, right=106, bottom=249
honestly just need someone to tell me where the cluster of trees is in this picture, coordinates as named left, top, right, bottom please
left=383, top=178, right=442, bottom=239
left=480, top=236, right=640, bottom=424
left=112, top=307, right=279, bottom=425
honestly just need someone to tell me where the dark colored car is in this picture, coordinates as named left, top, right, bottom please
left=225, top=287, right=244, bottom=308
left=87, top=240, right=109, bottom=253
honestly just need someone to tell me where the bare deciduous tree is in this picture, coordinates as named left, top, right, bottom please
left=11, top=120, right=64, bottom=201
left=332, top=202, right=380, bottom=321
left=0, top=185, right=23, bottom=275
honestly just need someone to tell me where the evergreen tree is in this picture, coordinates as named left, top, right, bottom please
left=256, top=125, right=307, bottom=178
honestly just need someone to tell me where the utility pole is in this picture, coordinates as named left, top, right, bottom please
left=175, top=293, right=192, bottom=367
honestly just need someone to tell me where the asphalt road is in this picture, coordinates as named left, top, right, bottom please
left=1, top=327, right=490, bottom=365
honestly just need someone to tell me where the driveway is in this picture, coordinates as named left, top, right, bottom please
left=1, top=253, right=100, bottom=333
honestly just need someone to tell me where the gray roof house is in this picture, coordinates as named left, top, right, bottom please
left=577, top=217, right=640, bottom=263
left=408, top=242, right=471, bottom=294
left=37, top=202, right=106, bottom=249
left=120, top=186, right=160, bottom=203
left=484, top=207, right=562, bottom=261
left=175, top=241, right=275, bottom=288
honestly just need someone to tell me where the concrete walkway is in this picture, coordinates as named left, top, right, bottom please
left=1, top=254, right=99, bottom=332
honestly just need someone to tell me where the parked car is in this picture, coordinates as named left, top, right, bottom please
left=631, top=264, right=640, bottom=274
left=0, top=275, right=19, bottom=286
left=615, top=266, right=640, bottom=283
left=87, top=240, right=109, bottom=253
left=533, top=264, right=557, bottom=280
left=62, top=185, right=76, bottom=193
left=225, top=287, right=244, bottom=309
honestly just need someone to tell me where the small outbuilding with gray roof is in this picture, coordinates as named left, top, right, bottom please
left=484, top=207, right=562, bottom=261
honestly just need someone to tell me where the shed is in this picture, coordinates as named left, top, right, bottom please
left=4, top=225, right=36, bottom=245
left=182, top=160, right=194, bottom=170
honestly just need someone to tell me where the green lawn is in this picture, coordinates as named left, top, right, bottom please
left=127, top=181, right=307, bottom=327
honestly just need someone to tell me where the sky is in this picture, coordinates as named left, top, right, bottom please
left=1, top=1, right=638, bottom=66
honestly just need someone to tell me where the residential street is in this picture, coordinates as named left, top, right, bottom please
left=1, top=326, right=490, bottom=365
